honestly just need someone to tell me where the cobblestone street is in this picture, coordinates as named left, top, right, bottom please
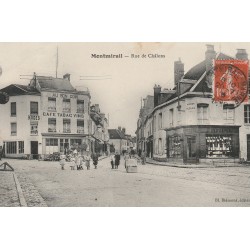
left=1, top=157, right=250, bottom=207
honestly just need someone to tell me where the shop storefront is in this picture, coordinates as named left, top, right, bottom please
left=42, top=134, right=89, bottom=155
left=166, top=125, right=240, bottom=164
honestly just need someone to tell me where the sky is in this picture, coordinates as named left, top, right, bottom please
left=1, top=42, right=250, bottom=135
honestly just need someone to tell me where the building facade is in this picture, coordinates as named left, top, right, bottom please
left=0, top=73, right=94, bottom=159
left=89, top=104, right=110, bottom=156
left=108, top=127, right=130, bottom=154
left=135, top=95, right=154, bottom=155
left=139, top=45, right=250, bottom=164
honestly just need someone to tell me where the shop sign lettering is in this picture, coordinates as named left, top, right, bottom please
left=43, top=112, right=84, bottom=118
left=186, top=103, right=196, bottom=110
left=28, top=114, right=40, bottom=120
left=49, top=93, right=78, bottom=99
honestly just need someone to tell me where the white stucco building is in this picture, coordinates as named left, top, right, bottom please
left=0, top=73, right=92, bottom=158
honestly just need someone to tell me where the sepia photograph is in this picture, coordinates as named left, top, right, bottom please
left=0, top=42, right=250, bottom=207
left=1, top=1, right=250, bottom=250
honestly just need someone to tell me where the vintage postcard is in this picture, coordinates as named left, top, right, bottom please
left=0, top=42, right=250, bottom=207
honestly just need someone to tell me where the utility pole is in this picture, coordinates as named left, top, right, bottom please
left=56, top=46, right=58, bottom=78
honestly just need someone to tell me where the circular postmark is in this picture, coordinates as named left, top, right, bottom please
left=0, top=91, right=9, bottom=104
left=206, top=61, right=248, bottom=108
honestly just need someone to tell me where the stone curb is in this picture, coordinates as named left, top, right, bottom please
left=13, top=172, right=27, bottom=207
left=134, top=155, right=247, bottom=168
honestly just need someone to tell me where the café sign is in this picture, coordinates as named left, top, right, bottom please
left=43, top=112, right=84, bottom=118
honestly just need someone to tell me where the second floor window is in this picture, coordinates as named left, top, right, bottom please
left=77, top=120, right=84, bottom=133
left=48, top=118, right=56, bottom=132
left=158, top=113, right=162, bottom=129
left=30, top=102, right=38, bottom=115
left=63, top=119, right=71, bottom=133
left=63, top=99, right=71, bottom=112
left=77, top=100, right=84, bottom=113
left=11, top=102, right=16, bottom=116
left=197, top=104, right=208, bottom=124
left=153, top=115, right=156, bottom=131
left=244, top=105, right=250, bottom=123
left=169, top=109, right=174, bottom=126
left=223, top=104, right=235, bottom=124
left=48, top=97, right=56, bottom=111
left=11, top=122, right=17, bottom=136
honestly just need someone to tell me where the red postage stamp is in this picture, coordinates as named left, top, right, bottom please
left=213, top=60, right=249, bottom=105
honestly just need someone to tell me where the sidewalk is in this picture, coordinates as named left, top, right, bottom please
left=0, top=172, right=20, bottom=207
left=0, top=162, right=47, bottom=207
left=136, top=156, right=250, bottom=168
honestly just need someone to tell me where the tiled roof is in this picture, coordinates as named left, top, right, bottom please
left=0, top=84, right=40, bottom=96
left=183, top=60, right=206, bottom=81
left=108, top=129, right=126, bottom=139
left=183, top=52, right=235, bottom=82
left=217, top=52, right=235, bottom=60
left=35, top=76, right=75, bottom=91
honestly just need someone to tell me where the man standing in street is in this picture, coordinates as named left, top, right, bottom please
left=114, top=152, right=120, bottom=169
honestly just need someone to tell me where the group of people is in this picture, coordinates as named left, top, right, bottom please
left=110, top=152, right=135, bottom=169
left=110, top=152, right=121, bottom=169
left=60, top=150, right=98, bottom=170
left=60, top=150, right=143, bottom=171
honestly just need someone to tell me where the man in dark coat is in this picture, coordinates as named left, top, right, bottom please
left=114, top=152, right=120, bottom=169
left=92, top=153, right=99, bottom=169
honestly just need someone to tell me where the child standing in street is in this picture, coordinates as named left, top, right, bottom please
left=75, top=153, right=81, bottom=170
left=85, top=152, right=91, bottom=170
left=60, top=154, right=66, bottom=170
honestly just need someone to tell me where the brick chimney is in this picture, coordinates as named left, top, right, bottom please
left=153, top=84, right=161, bottom=107
left=205, top=44, right=216, bottom=73
left=174, top=58, right=184, bottom=86
left=236, top=49, right=248, bottom=60
left=118, top=126, right=121, bottom=131
left=63, top=73, right=71, bottom=81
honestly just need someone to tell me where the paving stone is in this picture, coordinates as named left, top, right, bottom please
left=0, top=172, right=20, bottom=207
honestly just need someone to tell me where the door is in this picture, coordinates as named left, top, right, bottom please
left=186, top=136, right=198, bottom=163
left=31, top=141, right=38, bottom=159
left=247, top=135, right=250, bottom=161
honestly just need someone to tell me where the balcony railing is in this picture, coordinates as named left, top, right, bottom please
left=62, top=108, right=71, bottom=112
left=63, top=129, right=71, bottom=133
left=77, top=128, right=84, bottom=134
left=77, top=108, right=84, bottom=113
left=48, top=106, right=56, bottom=111
left=48, top=128, right=56, bottom=132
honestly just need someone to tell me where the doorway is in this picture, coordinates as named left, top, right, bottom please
left=186, top=136, right=198, bottom=163
left=247, top=135, right=250, bottom=161
left=31, top=141, right=38, bottom=159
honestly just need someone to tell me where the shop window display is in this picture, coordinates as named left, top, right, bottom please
left=206, top=135, right=232, bottom=158
left=168, top=136, right=181, bottom=158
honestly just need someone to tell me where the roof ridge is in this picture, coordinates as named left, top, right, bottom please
left=13, top=84, right=29, bottom=93
left=216, top=52, right=235, bottom=60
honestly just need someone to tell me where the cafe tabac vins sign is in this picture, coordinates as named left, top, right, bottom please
left=28, top=113, right=84, bottom=120
left=42, top=112, right=84, bottom=118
